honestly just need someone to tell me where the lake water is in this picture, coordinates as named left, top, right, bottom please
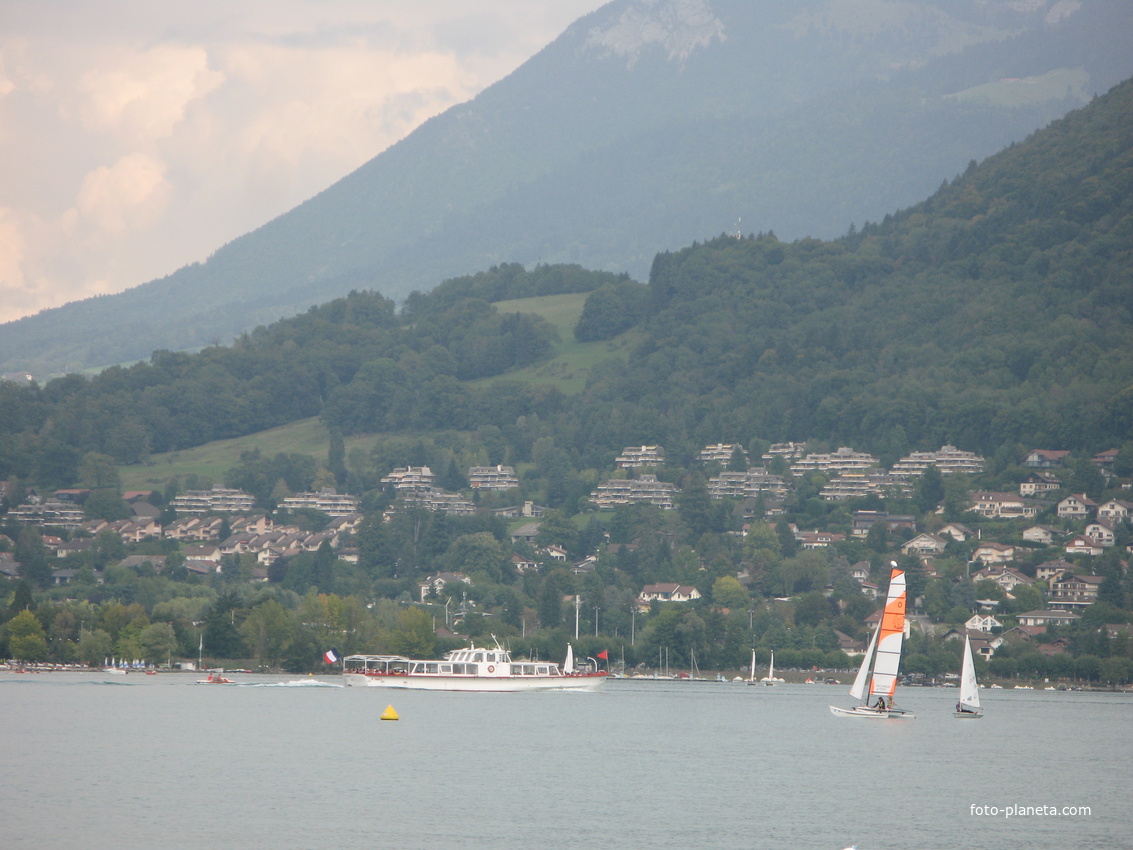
left=3, top=672, right=1130, bottom=850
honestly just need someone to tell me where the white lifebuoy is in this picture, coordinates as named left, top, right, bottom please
left=487, top=665, right=495, bottom=673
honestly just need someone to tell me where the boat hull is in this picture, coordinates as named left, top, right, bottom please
left=345, top=672, right=606, bottom=693
left=952, top=711, right=983, bottom=719
left=829, top=704, right=916, bottom=719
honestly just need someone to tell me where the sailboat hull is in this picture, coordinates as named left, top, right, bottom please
left=952, top=710, right=983, bottom=719
left=829, top=704, right=916, bottom=719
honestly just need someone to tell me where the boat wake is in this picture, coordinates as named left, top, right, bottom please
left=250, top=680, right=345, bottom=688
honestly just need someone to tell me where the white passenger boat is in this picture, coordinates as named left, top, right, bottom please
left=343, top=642, right=607, bottom=692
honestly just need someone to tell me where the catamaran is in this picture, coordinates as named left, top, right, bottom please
left=953, top=635, right=983, bottom=718
left=830, top=566, right=915, bottom=719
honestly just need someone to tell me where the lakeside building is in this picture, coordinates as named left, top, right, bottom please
left=467, top=465, right=519, bottom=490
left=590, top=474, right=676, bottom=509
left=615, top=446, right=665, bottom=468
left=279, top=489, right=361, bottom=517
left=889, top=445, right=985, bottom=477
left=168, top=487, right=255, bottom=514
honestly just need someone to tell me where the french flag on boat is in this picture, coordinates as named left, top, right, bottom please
left=323, top=648, right=339, bottom=665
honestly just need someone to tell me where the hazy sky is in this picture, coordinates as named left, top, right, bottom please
left=0, top=1, right=607, bottom=325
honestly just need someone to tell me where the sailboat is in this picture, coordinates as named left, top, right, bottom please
left=563, top=643, right=575, bottom=675
left=953, top=636, right=983, bottom=718
left=830, top=565, right=915, bottom=719
left=760, top=650, right=785, bottom=685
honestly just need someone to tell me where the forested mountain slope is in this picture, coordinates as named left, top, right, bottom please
left=1, top=77, right=1130, bottom=492
left=3, top=0, right=1131, bottom=376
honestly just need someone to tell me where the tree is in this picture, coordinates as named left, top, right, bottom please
left=712, top=575, right=750, bottom=610
left=15, top=527, right=52, bottom=589
left=240, top=600, right=296, bottom=668
left=391, top=607, right=436, bottom=657
left=915, top=465, right=945, bottom=514
left=139, top=622, right=178, bottom=666
left=6, top=609, right=49, bottom=661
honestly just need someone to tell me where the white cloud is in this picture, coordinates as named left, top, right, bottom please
left=0, top=1, right=606, bottom=326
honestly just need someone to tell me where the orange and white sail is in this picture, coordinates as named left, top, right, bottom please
left=868, top=567, right=906, bottom=701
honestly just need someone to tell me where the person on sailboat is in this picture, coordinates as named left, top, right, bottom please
left=875, top=696, right=886, bottom=711
left=956, top=700, right=975, bottom=715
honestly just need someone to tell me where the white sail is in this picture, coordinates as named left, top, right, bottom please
left=959, top=636, right=981, bottom=710
left=749, top=648, right=756, bottom=683
left=563, top=643, right=574, bottom=675
left=849, top=625, right=879, bottom=701
left=767, top=651, right=775, bottom=680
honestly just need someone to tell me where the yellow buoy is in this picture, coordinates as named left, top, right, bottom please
left=380, top=704, right=399, bottom=721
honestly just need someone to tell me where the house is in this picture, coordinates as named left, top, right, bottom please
left=968, top=491, right=1037, bottom=519
left=615, top=445, right=665, bottom=468
left=589, top=474, right=676, bottom=510
left=542, top=545, right=568, bottom=561
left=418, top=572, right=472, bottom=603
left=1034, top=559, right=1075, bottom=583
left=1022, top=525, right=1061, bottom=545
left=379, top=466, right=435, bottom=492
left=972, top=564, right=1033, bottom=592
left=1064, top=535, right=1103, bottom=557
left=971, top=542, right=1015, bottom=564
left=833, top=630, right=867, bottom=655
left=850, top=511, right=916, bottom=537
left=902, top=533, right=947, bottom=556
left=1091, top=449, right=1119, bottom=468
left=1083, top=521, right=1116, bottom=548
left=1017, top=610, right=1080, bottom=628
left=849, top=562, right=871, bottom=582
left=796, top=530, right=845, bottom=549
left=965, top=613, right=1003, bottom=633
left=1097, top=499, right=1133, bottom=523
left=1019, top=472, right=1062, bottom=497
left=467, top=465, right=519, bottom=491
left=510, top=522, right=540, bottom=546
left=1048, top=574, right=1104, bottom=609
left=1024, top=449, right=1070, bottom=469
left=1057, top=493, right=1097, bottom=520
left=938, top=523, right=975, bottom=542
left=639, top=583, right=701, bottom=604
left=511, top=554, right=538, bottom=575
left=118, top=555, right=167, bottom=573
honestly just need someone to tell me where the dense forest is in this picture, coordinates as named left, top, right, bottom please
left=1, top=79, right=1131, bottom=681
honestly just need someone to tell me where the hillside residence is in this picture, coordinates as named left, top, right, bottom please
left=380, top=466, right=435, bottom=492
left=699, top=443, right=746, bottom=464
left=965, top=613, right=1003, bottom=633
left=510, top=522, right=540, bottom=546
left=796, top=530, right=845, bottom=549
left=168, top=487, right=256, bottom=514
left=542, top=545, right=568, bottom=561
left=1064, top=535, right=1103, bottom=557
left=1024, top=449, right=1070, bottom=468
left=968, top=491, right=1037, bottom=519
left=938, top=523, right=975, bottom=542
left=820, top=471, right=911, bottom=501
left=511, top=554, right=538, bottom=574
left=1084, top=521, right=1116, bottom=547
left=850, top=511, right=916, bottom=538
left=761, top=442, right=807, bottom=462
left=902, top=533, right=947, bottom=556
left=419, top=572, right=472, bottom=603
left=707, top=469, right=789, bottom=499
left=1022, top=525, right=1061, bottom=545
left=1091, top=449, right=1119, bottom=468
left=1057, top=493, right=1097, bottom=519
left=467, top=465, right=519, bottom=490
left=1019, top=472, right=1062, bottom=497
left=639, top=583, right=702, bottom=604
left=589, top=474, right=676, bottom=510
left=1017, top=610, right=1081, bottom=628
left=1097, top=499, right=1133, bottom=523
left=971, top=542, right=1015, bottom=564
left=400, top=488, right=475, bottom=515
left=615, top=446, right=665, bottom=468
left=790, top=446, right=878, bottom=477
left=972, top=564, right=1033, bottom=592
left=888, top=445, right=985, bottom=477
left=279, top=489, right=361, bottom=517
left=1035, top=560, right=1076, bottom=583
left=164, top=516, right=225, bottom=541
left=1048, top=574, right=1104, bottom=609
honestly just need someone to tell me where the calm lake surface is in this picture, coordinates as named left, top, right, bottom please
left=3, top=672, right=1130, bottom=850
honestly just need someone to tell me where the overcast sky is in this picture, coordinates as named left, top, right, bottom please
left=0, top=1, right=607, bottom=325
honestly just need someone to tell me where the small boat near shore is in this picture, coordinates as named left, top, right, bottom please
left=343, top=641, right=606, bottom=692
left=196, top=672, right=236, bottom=684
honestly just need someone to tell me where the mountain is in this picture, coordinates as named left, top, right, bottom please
left=3, top=75, right=1130, bottom=493
left=3, top=0, right=1132, bottom=377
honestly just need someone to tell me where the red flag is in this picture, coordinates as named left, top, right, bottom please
left=597, top=650, right=608, bottom=660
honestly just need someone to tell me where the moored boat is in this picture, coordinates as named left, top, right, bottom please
left=343, top=641, right=606, bottom=692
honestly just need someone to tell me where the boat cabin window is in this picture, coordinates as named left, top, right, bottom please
left=473, top=652, right=484, bottom=663
left=537, top=666, right=548, bottom=675
left=440, top=664, right=452, bottom=673
left=424, top=663, right=438, bottom=674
